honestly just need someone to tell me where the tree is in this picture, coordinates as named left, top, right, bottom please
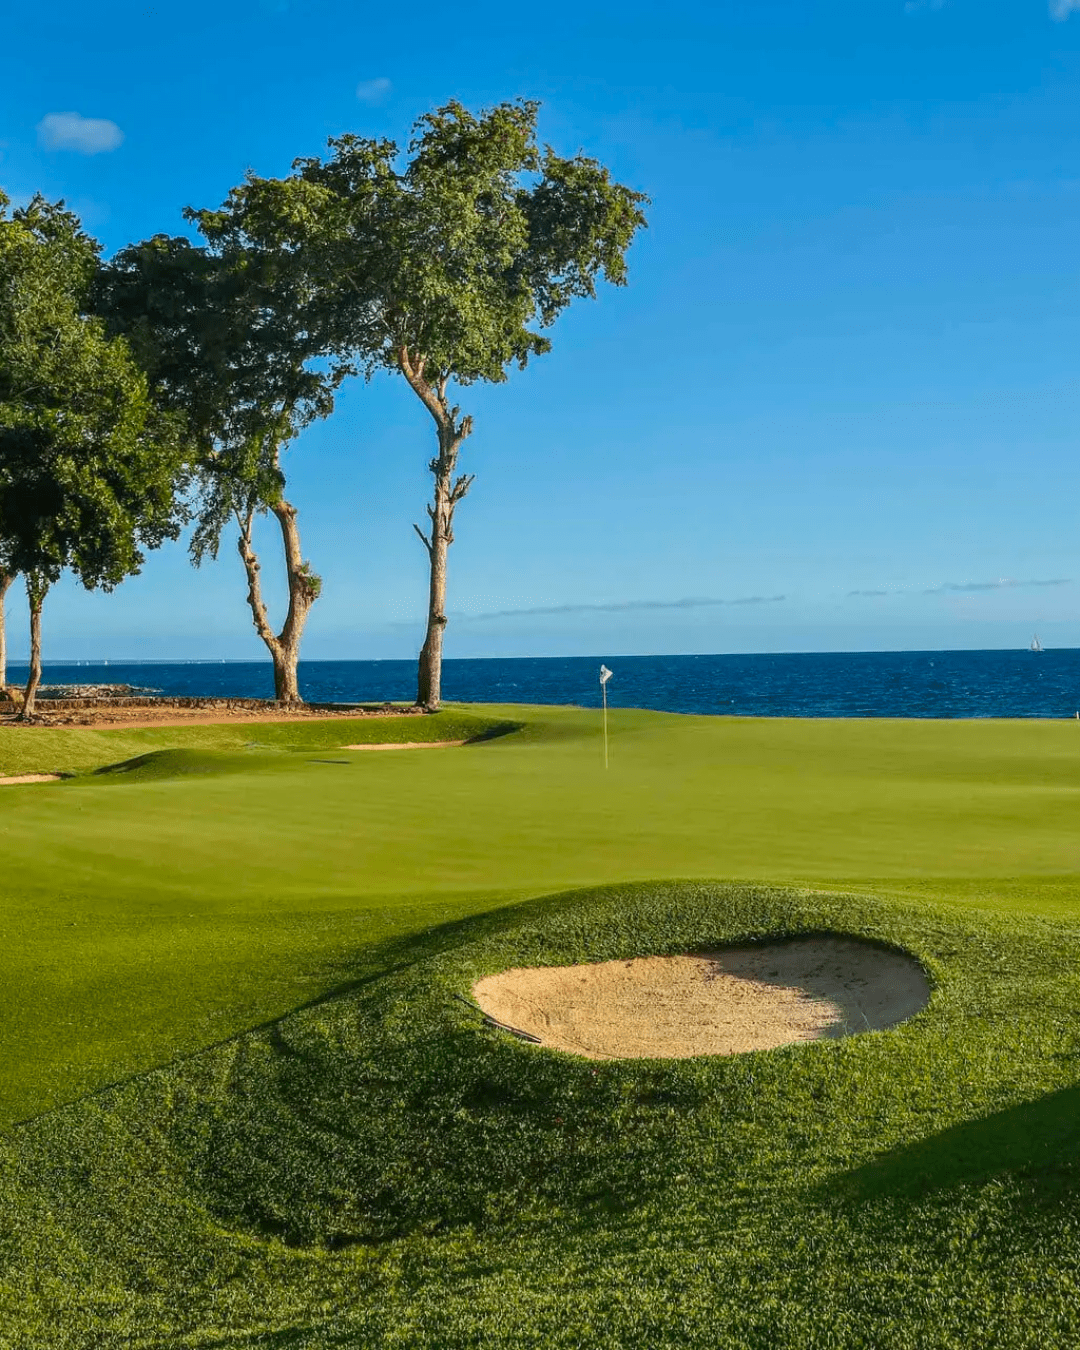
left=97, top=225, right=349, bottom=703
left=0, top=557, right=12, bottom=695
left=0, top=192, right=187, bottom=718
left=187, top=100, right=648, bottom=710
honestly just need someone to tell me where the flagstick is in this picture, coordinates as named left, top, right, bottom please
left=598, top=664, right=613, bottom=767
left=602, top=678, right=609, bottom=769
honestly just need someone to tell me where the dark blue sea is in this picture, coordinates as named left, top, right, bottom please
left=8, top=649, right=1080, bottom=719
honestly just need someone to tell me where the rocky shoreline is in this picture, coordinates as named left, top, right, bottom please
left=0, top=688, right=426, bottom=728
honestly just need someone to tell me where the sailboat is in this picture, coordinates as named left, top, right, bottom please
left=1030, top=634, right=1044, bottom=653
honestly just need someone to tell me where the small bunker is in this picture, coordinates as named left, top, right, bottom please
left=472, top=937, right=930, bottom=1060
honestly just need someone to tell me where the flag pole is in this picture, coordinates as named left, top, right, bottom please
left=602, top=677, right=608, bottom=769
left=599, top=664, right=612, bottom=769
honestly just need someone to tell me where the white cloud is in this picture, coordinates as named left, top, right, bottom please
left=355, top=77, right=391, bottom=104
left=464, top=595, right=786, bottom=622
left=1050, top=0, right=1080, bottom=17
left=37, top=112, right=123, bottom=155
left=923, top=577, right=1069, bottom=595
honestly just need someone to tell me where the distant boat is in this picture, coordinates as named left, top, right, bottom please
left=1030, top=634, right=1044, bottom=653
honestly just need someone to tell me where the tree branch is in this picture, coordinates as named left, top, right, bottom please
left=413, top=522, right=433, bottom=556
left=398, top=345, right=465, bottom=435
left=236, top=511, right=280, bottom=654
left=449, top=473, right=475, bottom=505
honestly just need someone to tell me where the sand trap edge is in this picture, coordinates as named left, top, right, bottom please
left=0, top=774, right=63, bottom=786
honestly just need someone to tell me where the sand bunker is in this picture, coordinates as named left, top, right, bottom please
left=0, top=774, right=61, bottom=786
left=342, top=740, right=467, bottom=751
left=472, top=938, right=930, bottom=1059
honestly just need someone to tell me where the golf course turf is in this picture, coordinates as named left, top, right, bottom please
left=1, top=705, right=1079, bottom=1346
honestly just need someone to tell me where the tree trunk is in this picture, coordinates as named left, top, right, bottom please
left=0, top=569, right=12, bottom=695
left=270, top=644, right=301, bottom=704
left=236, top=497, right=320, bottom=705
left=18, top=574, right=48, bottom=721
left=399, top=351, right=474, bottom=713
left=416, top=479, right=451, bottom=711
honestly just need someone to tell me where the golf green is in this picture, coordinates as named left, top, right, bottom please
left=0, top=706, right=1078, bottom=1346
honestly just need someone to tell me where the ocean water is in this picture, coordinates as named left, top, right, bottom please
left=7, top=649, right=1080, bottom=719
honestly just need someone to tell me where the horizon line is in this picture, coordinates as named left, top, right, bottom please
left=5, top=646, right=1079, bottom=665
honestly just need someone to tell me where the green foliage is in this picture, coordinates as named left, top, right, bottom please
left=191, top=98, right=649, bottom=388
left=296, top=558, right=322, bottom=601
left=95, top=219, right=348, bottom=564
left=0, top=191, right=187, bottom=589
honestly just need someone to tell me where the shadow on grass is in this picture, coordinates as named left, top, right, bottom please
left=833, top=1080, right=1080, bottom=1203
left=86, top=748, right=291, bottom=783
left=4, top=882, right=575, bottom=1133
left=7, top=878, right=905, bottom=1154
left=461, top=719, right=525, bottom=744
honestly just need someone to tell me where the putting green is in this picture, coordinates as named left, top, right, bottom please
left=2, top=704, right=1080, bottom=1125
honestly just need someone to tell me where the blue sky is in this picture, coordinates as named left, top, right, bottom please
left=4, top=0, right=1080, bottom=660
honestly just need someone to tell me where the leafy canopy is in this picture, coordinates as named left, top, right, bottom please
left=97, top=218, right=351, bottom=564
left=0, top=190, right=186, bottom=588
left=187, top=99, right=649, bottom=388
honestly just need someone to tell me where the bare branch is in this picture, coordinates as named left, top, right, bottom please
left=450, top=473, right=474, bottom=504
left=413, top=522, right=433, bottom=556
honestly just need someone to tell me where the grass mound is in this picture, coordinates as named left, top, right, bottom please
left=90, top=747, right=290, bottom=782
left=79, top=714, right=524, bottom=784
left=0, top=708, right=521, bottom=779
left=3, top=881, right=1079, bottom=1347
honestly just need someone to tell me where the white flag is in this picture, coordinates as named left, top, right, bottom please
left=599, top=665, right=613, bottom=685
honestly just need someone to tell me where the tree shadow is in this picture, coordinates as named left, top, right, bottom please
left=4, top=888, right=538, bottom=1133
left=831, top=1078, right=1080, bottom=1204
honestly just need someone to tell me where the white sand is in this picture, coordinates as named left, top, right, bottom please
left=341, top=740, right=467, bottom=751
left=473, top=938, right=930, bottom=1060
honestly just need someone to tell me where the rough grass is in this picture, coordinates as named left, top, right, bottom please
left=1, top=881, right=1078, bottom=1348
left=1, top=707, right=1080, bottom=1344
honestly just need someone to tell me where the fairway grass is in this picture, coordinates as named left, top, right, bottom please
left=1, top=707, right=1079, bottom=1345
